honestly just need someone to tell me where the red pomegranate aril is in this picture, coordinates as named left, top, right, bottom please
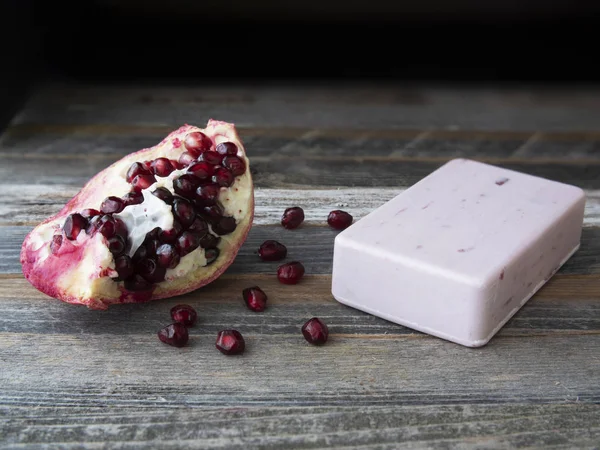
left=150, top=157, right=176, bottom=177
left=258, top=240, right=287, bottom=261
left=131, top=173, right=157, bottom=193
left=159, top=220, right=183, bottom=244
left=195, top=183, right=220, bottom=206
left=216, top=141, right=238, bottom=156
left=277, top=261, right=305, bottom=284
left=302, top=317, right=329, bottom=345
left=177, top=231, right=201, bottom=257
left=187, top=161, right=213, bottom=180
left=156, top=243, right=180, bottom=269
left=204, top=247, right=219, bottom=265
left=145, top=238, right=161, bottom=256
left=132, top=244, right=148, bottom=263
left=124, top=273, right=152, bottom=291
left=126, top=162, right=151, bottom=183
left=100, top=196, right=125, bottom=214
left=86, top=215, right=102, bottom=235
left=198, top=151, right=223, bottom=166
left=173, top=198, right=196, bottom=229
left=188, top=217, right=208, bottom=236
left=199, top=233, right=220, bottom=249
left=115, top=254, right=134, bottom=280
left=184, top=131, right=212, bottom=157
left=215, top=329, right=245, bottom=355
left=170, top=304, right=198, bottom=327
left=242, top=286, right=267, bottom=312
left=213, top=216, right=237, bottom=235
left=108, top=236, right=125, bottom=255
left=137, top=257, right=166, bottom=283
left=173, top=174, right=201, bottom=199
left=327, top=210, right=353, bottom=230
left=63, top=213, right=87, bottom=240
left=122, top=191, right=144, bottom=206
left=114, top=217, right=128, bottom=240
left=158, top=322, right=189, bottom=348
left=80, top=208, right=100, bottom=219
left=281, top=207, right=305, bottom=229
left=151, top=187, right=174, bottom=205
left=222, top=155, right=246, bottom=176
left=50, top=235, right=63, bottom=255
left=178, top=151, right=196, bottom=167
left=200, top=204, right=224, bottom=224
left=97, top=215, right=117, bottom=239
left=213, top=167, right=234, bottom=187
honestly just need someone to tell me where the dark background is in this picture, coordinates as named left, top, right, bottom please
left=2, top=0, right=600, bottom=129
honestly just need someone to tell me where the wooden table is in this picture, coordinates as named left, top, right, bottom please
left=1, top=82, right=599, bottom=448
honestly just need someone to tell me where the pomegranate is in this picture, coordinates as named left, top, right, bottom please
left=327, top=210, right=353, bottom=230
left=170, top=304, right=198, bottom=326
left=216, top=329, right=246, bottom=355
left=158, top=322, right=189, bottom=348
left=281, top=207, right=305, bottom=229
left=302, top=317, right=329, bottom=345
left=257, top=240, right=287, bottom=261
left=277, top=261, right=305, bottom=284
left=21, top=120, right=255, bottom=310
left=242, top=286, right=267, bottom=312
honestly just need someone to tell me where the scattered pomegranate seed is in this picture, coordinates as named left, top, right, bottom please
left=302, top=317, right=329, bottom=345
left=100, top=196, right=125, bottom=214
left=222, top=155, right=246, bottom=176
left=170, top=304, right=198, bottom=327
left=126, top=162, right=151, bottom=183
left=158, top=322, right=189, bottom=348
left=178, top=151, right=196, bottom=167
left=213, top=167, right=234, bottom=187
left=63, top=213, right=87, bottom=240
left=215, top=329, right=245, bottom=355
left=242, top=286, right=268, bottom=312
left=327, top=210, right=353, bottom=230
left=156, top=243, right=180, bottom=269
left=199, top=151, right=223, bottom=166
left=258, top=240, right=287, bottom=261
left=277, top=261, right=305, bottom=284
left=281, top=207, right=305, bottom=229
left=151, top=187, right=174, bottom=205
left=216, top=142, right=238, bottom=155
left=184, top=131, right=212, bottom=157
left=150, top=157, right=176, bottom=177
left=50, top=235, right=63, bottom=254
left=131, top=173, right=157, bottom=192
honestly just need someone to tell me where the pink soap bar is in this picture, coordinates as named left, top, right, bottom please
left=331, top=158, right=586, bottom=347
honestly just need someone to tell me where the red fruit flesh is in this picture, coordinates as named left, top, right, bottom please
left=281, top=207, right=305, bottom=229
left=158, top=322, right=189, bottom=347
left=277, top=261, right=305, bottom=284
left=258, top=240, right=287, bottom=261
left=302, top=317, right=329, bottom=345
left=21, top=121, right=255, bottom=310
left=327, top=210, right=353, bottom=230
left=216, top=329, right=245, bottom=355
left=170, top=304, right=197, bottom=326
left=243, top=286, right=267, bottom=312
left=222, top=156, right=246, bottom=176
left=216, top=142, right=238, bottom=156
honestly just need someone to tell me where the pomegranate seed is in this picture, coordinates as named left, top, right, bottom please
left=199, top=151, right=223, bottom=165
left=151, top=187, right=174, bottom=205
left=122, top=191, right=144, bottom=206
left=50, top=235, right=63, bottom=254
left=195, top=183, right=220, bottom=206
left=281, top=207, right=304, bottom=229
left=187, top=161, right=214, bottom=180
left=170, top=304, right=197, bottom=327
left=132, top=244, right=148, bottom=263
left=184, top=131, right=212, bottom=157
left=115, top=255, right=134, bottom=279
left=63, top=213, right=87, bottom=240
left=204, top=247, right=219, bottom=265
left=131, top=173, right=157, bottom=192
left=277, top=261, right=305, bottom=284
left=158, top=322, right=189, bottom=348
left=171, top=158, right=184, bottom=170
left=114, top=217, right=128, bottom=240
left=327, top=210, right=353, bottom=230
left=177, top=231, right=201, bottom=257
left=100, top=196, right=125, bottom=214
left=145, top=238, right=161, bottom=255
left=173, top=174, right=200, bottom=199
left=156, top=243, right=180, bottom=269
left=173, top=198, right=196, bottom=228
left=188, top=217, right=208, bottom=236
left=215, top=329, right=245, bottom=355
left=159, top=220, right=183, bottom=243
left=258, top=240, right=287, bottom=261
left=302, top=317, right=329, bottom=345
left=222, top=155, right=245, bottom=176
left=97, top=215, right=117, bottom=239
left=212, top=216, right=237, bottom=235
left=216, top=141, right=238, bottom=155
left=143, top=160, right=153, bottom=170
left=178, top=151, right=196, bottom=167
left=86, top=215, right=102, bottom=235
left=242, top=286, right=267, bottom=312
left=108, top=236, right=125, bottom=255
left=212, top=167, right=234, bottom=187
left=200, top=233, right=220, bottom=249
left=137, top=257, right=166, bottom=283
left=150, top=157, right=176, bottom=177
left=200, top=204, right=224, bottom=224
left=80, top=208, right=100, bottom=219
left=126, top=162, right=151, bottom=183
left=124, top=274, right=152, bottom=291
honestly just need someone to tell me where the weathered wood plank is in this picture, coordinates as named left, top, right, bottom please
left=3, top=186, right=600, bottom=228
left=1, top=275, right=599, bottom=336
left=1, top=404, right=599, bottom=449
left=10, top=83, right=600, bottom=131
left=2, top=226, right=600, bottom=276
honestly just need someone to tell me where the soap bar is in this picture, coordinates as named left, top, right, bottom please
left=331, top=158, right=586, bottom=347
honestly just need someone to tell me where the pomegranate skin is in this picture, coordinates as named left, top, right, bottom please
left=20, top=120, right=255, bottom=310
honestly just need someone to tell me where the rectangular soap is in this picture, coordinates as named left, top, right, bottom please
left=331, top=158, right=586, bottom=347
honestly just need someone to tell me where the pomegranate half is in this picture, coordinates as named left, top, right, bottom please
left=21, top=120, right=254, bottom=310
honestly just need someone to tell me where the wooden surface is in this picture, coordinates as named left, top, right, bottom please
left=1, top=82, right=599, bottom=449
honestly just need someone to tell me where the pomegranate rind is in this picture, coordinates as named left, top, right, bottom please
left=20, top=120, right=254, bottom=310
